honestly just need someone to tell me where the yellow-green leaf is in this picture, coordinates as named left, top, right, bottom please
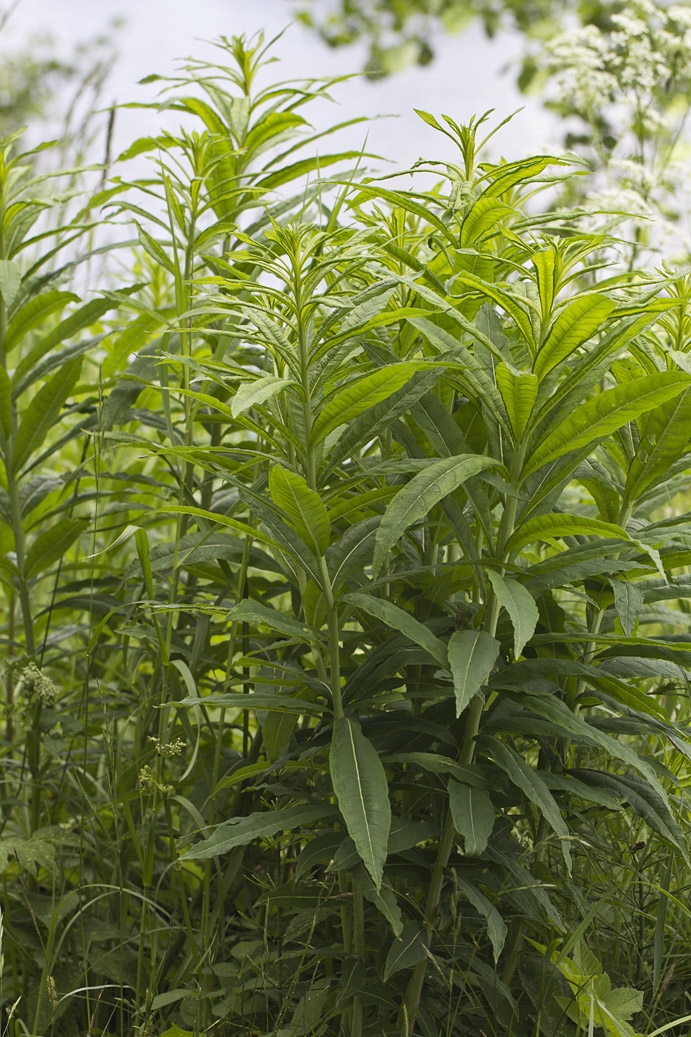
left=269, top=465, right=330, bottom=556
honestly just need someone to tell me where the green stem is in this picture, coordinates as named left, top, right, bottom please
left=401, top=439, right=527, bottom=1035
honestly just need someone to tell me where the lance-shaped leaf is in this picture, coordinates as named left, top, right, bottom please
left=179, top=804, right=335, bottom=860
left=373, top=453, right=499, bottom=577
left=486, top=571, right=538, bottom=659
left=448, top=628, right=500, bottom=716
left=506, top=513, right=633, bottom=554
left=382, top=920, right=428, bottom=982
left=460, top=197, right=515, bottom=247
left=625, top=387, right=691, bottom=500
left=522, top=372, right=691, bottom=480
left=485, top=736, right=572, bottom=871
left=448, top=781, right=495, bottom=856
left=269, top=465, right=330, bottom=556
left=4, top=290, right=77, bottom=355
left=25, top=517, right=88, bottom=579
left=231, top=374, right=294, bottom=417
left=330, top=717, right=391, bottom=890
left=227, top=599, right=322, bottom=643
left=311, top=362, right=423, bottom=444
left=455, top=876, right=507, bottom=963
left=0, top=260, right=21, bottom=309
left=345, top=593, right=448, bottom=667
left=495, top=362, right=538, bottom=439
left=13, top=357, right=82, bottom=471
left=609, top=578, right=644, bottom=636
left=533, top=295, right=615, bottom=381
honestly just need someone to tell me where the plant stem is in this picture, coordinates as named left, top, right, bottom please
left=401, top=440, right=527, bottom=1035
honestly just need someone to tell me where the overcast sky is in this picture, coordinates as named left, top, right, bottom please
left=1, top=0, right=558, bottom=170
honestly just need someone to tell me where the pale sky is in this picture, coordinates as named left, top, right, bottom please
left=1, top=0, right=558, bottom=170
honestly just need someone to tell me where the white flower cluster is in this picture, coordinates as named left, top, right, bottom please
left=148, top=735, right=185, bottom=758
left=542, top=0, right=691, bottom=260
left=20, top=663, right=58, bottom=707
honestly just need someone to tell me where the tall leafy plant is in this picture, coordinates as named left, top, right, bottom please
left=2, top=33, right=691, bottom=1037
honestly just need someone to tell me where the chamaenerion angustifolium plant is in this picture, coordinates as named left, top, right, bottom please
left=3, top=30, right=691, bottom=1037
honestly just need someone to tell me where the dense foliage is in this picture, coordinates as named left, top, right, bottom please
left=3, top=32, right=691, bottom=1037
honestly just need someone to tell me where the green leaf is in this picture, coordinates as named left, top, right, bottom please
left=351, top=863, right=403, bottom=937
left=372, top=453, right=499, bottom=577
left=523, top=373, right=691, bottom=480
left=506, top=514, right=633, bottom=553
left=460, top=197, right=514, bottom=247
left=269, top=465, right=331, bottom=556
left=382, top=920, right=428, bottom=981
left=533, top=295, right=615, bottom=381
left=448, top=781, right=495, bottom=856
left=231, top=374, right=293, bottom=417
left=345, top=593, right=448, bottom=667
left=13, top=357, right=82, bottom=471
left=486, top=571, right=538, bottom=658
left=330, top=717, right=391, bottom=890
left=495, top=362, right=538, bottom=439
left=382, top=753, right=489, bottom=788
left=448, top=629, right=500, bottom=716
left=0, top=260, right=21, bottom=309
left=180, top=804, right=335, bottom=860
left=455, top=876, right=507, bottom=962
left=485, top=736, right=572, bottom=870
left=625, top=387, right=691, bottom=500
left=173, top=692, right=323, bottom=717
left=311, top=363, right=422, bottom=444
left=609, top=578, right=644, bottom=636
left=25, top=517, right=88, bottom=579
left=227, top=599, right=321, bottom=643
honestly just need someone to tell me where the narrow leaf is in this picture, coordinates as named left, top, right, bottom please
left=523, top=373, right=691, bottom=479
left=269, top=465, right=330, bottom=556
left=311, top=363, right=422, bottom=444
left=231, top=374, right=292, bottom=417
left=330, top=717, right=391, bottom=890
left=345, top=592, right=448, bottom=667
left=13, top=357, right=82, bottom=471
left=180, top=804, right=334, bottom=860
left=609, top=578, right=644, bottom=636
left=373, top=453, right=499, bottom=577
left=485, top=736, right=572, bottom=870
left=495, top=362, right=538, bottom=439
left=382, top=920, right=428, bottom=981
left=448, top=781, right=495, bottom=856
left=486, top=571, right=538, bottom=658
left=448, top=629, right=500, bottom=716
left=533, top=295, right=615, bottom=381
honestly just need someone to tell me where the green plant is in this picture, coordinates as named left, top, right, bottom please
left=3, top=32, right=691, bottom=1037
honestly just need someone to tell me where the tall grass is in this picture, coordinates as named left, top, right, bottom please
left=2, top=31, right=691, bottom=1037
